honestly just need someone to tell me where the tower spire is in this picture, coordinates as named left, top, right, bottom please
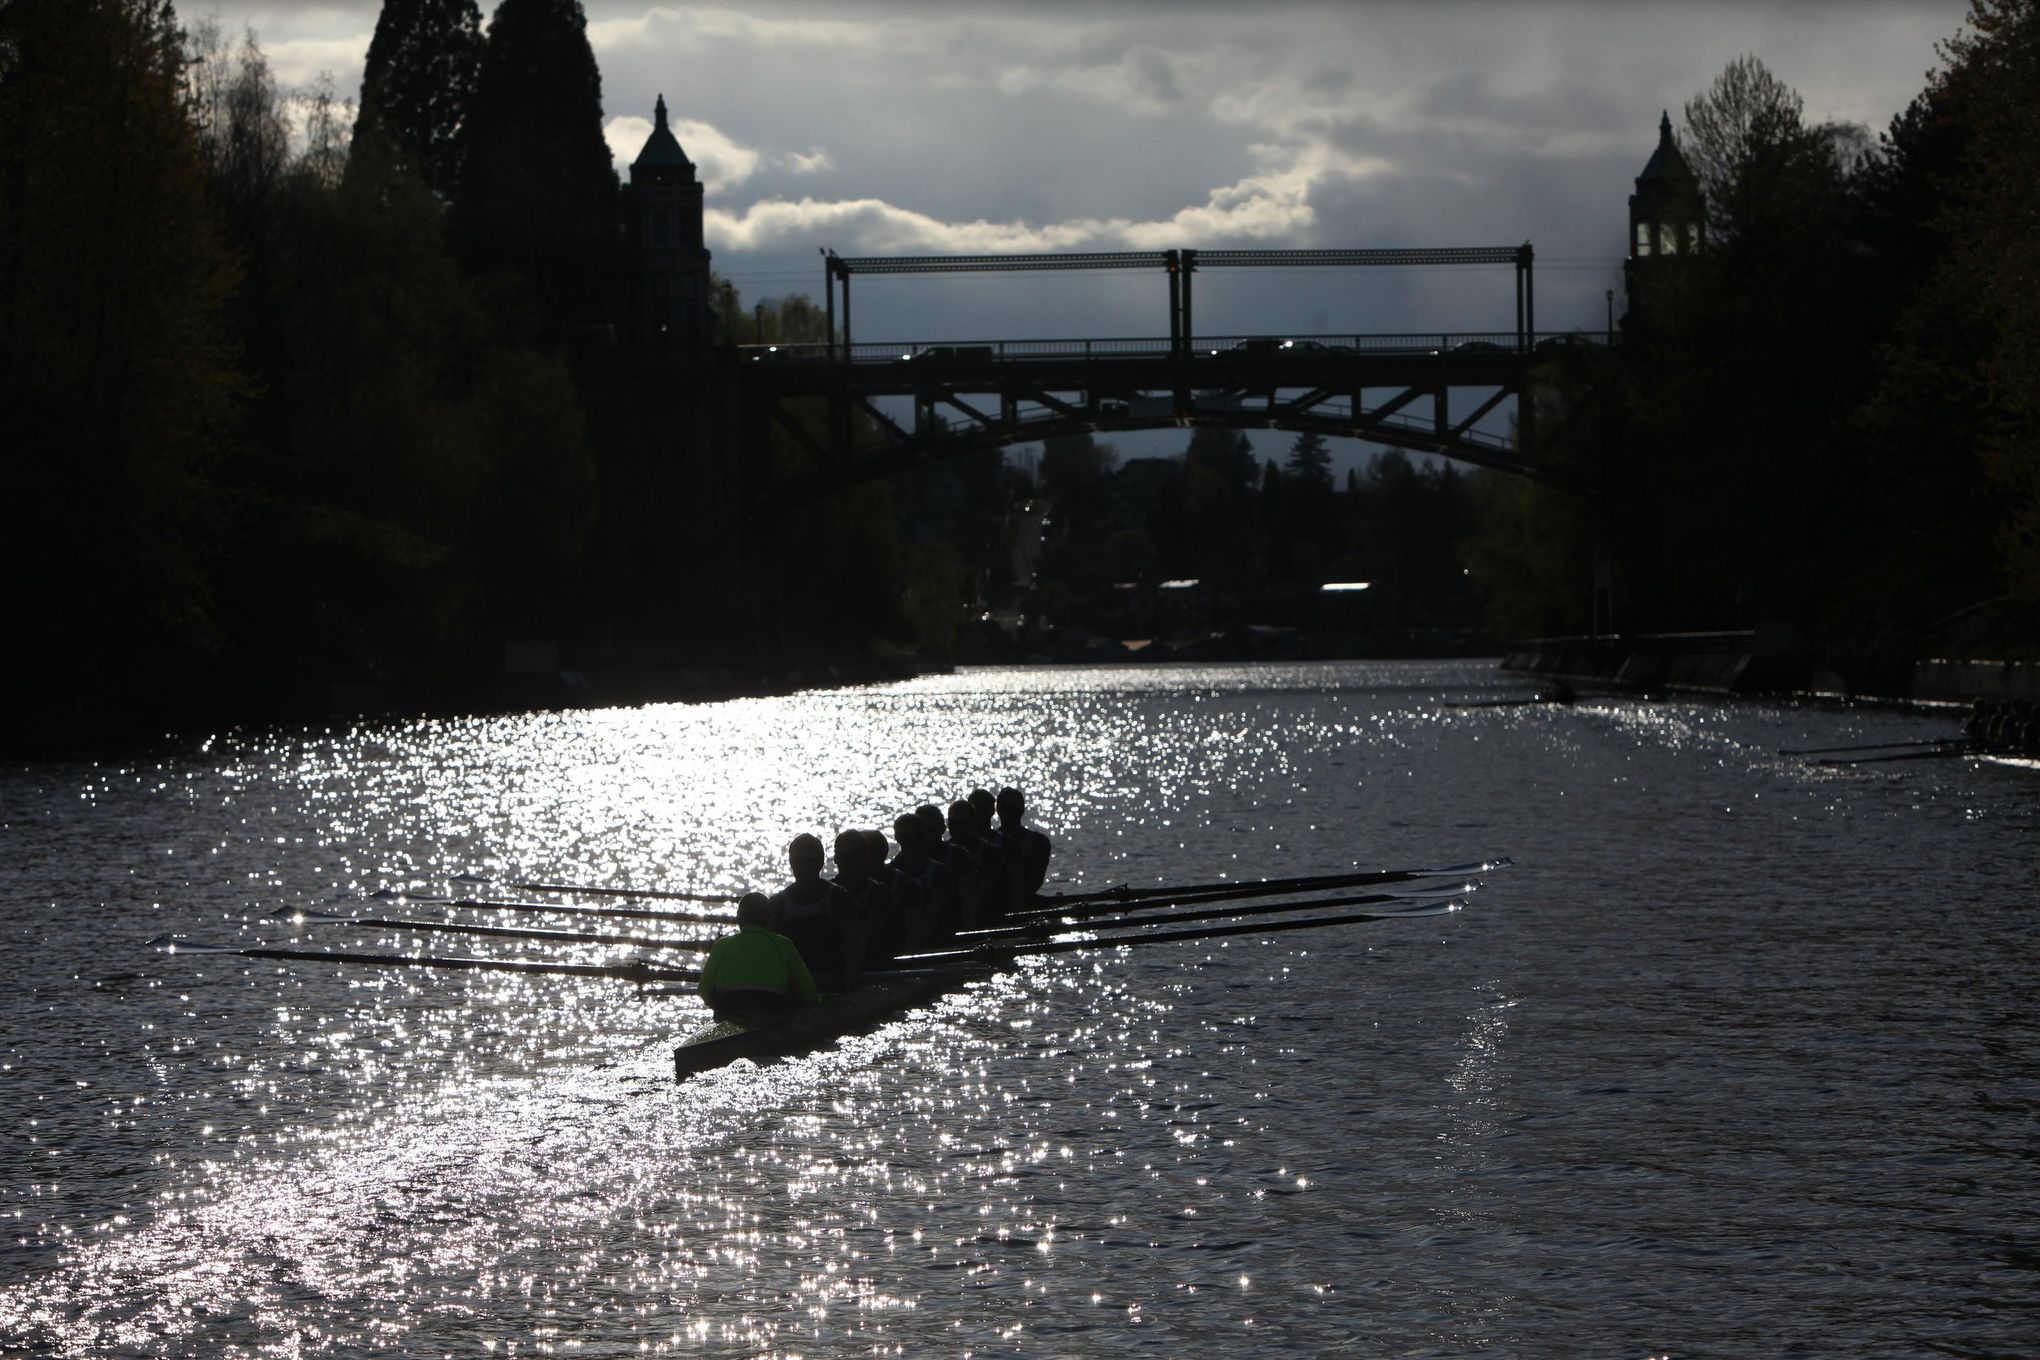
left=628, top=94, right=711, bottom=367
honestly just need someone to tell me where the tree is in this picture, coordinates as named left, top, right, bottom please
left=454, top=0, right=618, bottom=343
left=1599, top=58, right=1885, bottom=645
left=1285, top=429, right=1334, bottom=494
left=1932, top=0, right=2040, bottom=615
left=1039, top=432, right=1115, bottom=530
left=185, top=18, right=291, bottom=245
left=356, top=0, right=484, bottom=199
left=1682, top=54, right=1865, bottom=251
left=1681, top=55, right=1808, bottom=209
left=0, top=0, right=242, bottom=735
left=1184, top=426, right=1257, bottom=497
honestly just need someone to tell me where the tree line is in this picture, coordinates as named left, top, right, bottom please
left=1471, top=5, right=2039, bottom=688
left=1010, top=428, right=1480, bottom=657
left=0, top=0, right=939, bottom=745
left=2, top=0, right=2033, bottom=743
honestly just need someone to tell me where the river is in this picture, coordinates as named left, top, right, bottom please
left=2, top=660, right=2035, bottom=1357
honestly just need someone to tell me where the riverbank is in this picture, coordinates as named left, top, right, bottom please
left=2, top=645, right=948, bottom=758
left=1499, top=631, right=2040, bottom=707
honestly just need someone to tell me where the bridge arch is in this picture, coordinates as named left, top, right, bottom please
left=741, top=335, right=1600, bottom=511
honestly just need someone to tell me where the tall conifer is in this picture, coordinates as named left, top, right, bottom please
left=454, top=0, right=618, bottom=343
left=1285, top=431, right=1334, bottom=494
left=357, top=0, right=484, bottom=199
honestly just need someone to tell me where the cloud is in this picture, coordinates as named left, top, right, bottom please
left=253, top=35, right=374, bottom=92
left=704, top=141, right=1394, bottom=254
left=586, top=4, right=902, bottom=57
left=604, top=115, right=828, bottom=191
left=990, top=43, right=1186, bottom=118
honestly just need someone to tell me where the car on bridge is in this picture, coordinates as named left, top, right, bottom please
left=899, top=344, right=995, bottom=363
left=1221, top=337, right=1325, bottom=355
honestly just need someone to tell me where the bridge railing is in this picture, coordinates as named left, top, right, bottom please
left=738, top=331, right=1611, bottom=363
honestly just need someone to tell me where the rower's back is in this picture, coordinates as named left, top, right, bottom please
left=770, top=833, right=861, bottom=989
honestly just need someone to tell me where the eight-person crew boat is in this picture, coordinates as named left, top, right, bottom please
left=145, top=783, right=1496, bottom=1083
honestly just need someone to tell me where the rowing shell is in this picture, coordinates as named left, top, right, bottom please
left=673, top=965, right=989, bottom=1079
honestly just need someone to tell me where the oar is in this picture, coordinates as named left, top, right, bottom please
left=1781, top=737, right=1964, bottom=756
left=453, top=873, right=743, bottom=904
left=274, top=907, right=714, bottom=952
left=1003, top=875, right=1470, bottom=925
left=1816, top=746, right=1977, bottom=767
left=376, top=892, right=736, bottom=927
left=147, top=936, right=698, bottom=983
left=898, top=899, right=1464, bottom=967
left=1018, top=857, right=1510, bottom=916
left=1443, top=696, right=1569, bottom=709
left=962, top=884, right=1479, bottom=941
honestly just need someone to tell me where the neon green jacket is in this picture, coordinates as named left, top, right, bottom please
left=698, top=923, right=823, bottom=1006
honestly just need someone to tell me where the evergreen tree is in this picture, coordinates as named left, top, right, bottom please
left=357, top=0, right=485, bottom=199
left=1927, top=0, right=2040, bottom=616
left=454, top=0, right=618, bottom=343
left=1285, top=430, right=1334, bottom=494
left=1183, top=426, right=1257, bottom=496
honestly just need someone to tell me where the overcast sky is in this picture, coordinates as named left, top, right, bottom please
left=195, top=1, right=1969, bottom=465
left=196, top=1, right=1967, bottom=338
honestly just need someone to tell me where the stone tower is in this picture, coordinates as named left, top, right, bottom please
left=1623, top=111, right=1706, bottom=324
left=628, top=95, right=713, bottom=367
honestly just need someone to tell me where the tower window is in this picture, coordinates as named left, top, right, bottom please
left=1634, top=220, right=1652, bottom=256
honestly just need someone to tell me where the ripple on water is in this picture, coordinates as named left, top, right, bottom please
left=2, top=661, right=2037, bottom=1356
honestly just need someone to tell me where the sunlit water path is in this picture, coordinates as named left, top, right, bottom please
left=3, top=661, right=2036, bottom=1356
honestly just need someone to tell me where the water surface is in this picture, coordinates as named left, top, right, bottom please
left=2, top=661, right=2035, bottom=1356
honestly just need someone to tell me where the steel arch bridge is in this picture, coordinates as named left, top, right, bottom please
left=734, top=246, right=1606, bottom=508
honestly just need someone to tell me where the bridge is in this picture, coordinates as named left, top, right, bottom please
left=731, top=245, right=1609, bottom=507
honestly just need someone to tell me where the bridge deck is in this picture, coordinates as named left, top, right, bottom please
left=739, top=331, right=1609, bottom=502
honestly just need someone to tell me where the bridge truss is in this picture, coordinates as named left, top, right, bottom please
left=745, top=245, right=1596, bottom=508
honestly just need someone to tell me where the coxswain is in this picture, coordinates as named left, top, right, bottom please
left=832, top=829, right=901, bottom=969
left=697, top=892, right=822, bottom=1017
left=768, top=833, right=861, bottom=989
left=996, top=786, right=1052, bottom=912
